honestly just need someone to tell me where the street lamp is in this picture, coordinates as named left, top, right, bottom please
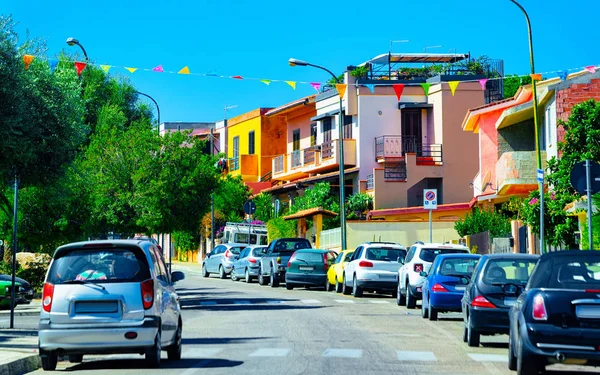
left=66, top=37, right=89, bottom=61
left=134, top=91, right=161, bottom=133
left=508, top=0, right=545, bottom=254
left=289, top=58, right=347, bottom=250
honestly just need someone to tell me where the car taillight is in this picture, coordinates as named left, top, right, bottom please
left=432, top=283, right=448, bottom=293
left=414, top=263, right=423, bottom=273
left=323, top=253, right=329, bottom=271
left=42, top=283, right=54, bottom=313
left=141, top=279, right=154, bottom=310
left=585, top=289, right=600, bottom=293
left=532, top=294, right=548, bottom=321
left=225, top=250, right=233, bottom=258
left=471, top=295, right=496, bottom=308
left=358, top=260, right=373, bottom=268
left=249, top=257, right=257, bottom=264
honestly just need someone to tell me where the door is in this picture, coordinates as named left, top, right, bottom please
left=322, top=117, right=333, bottom=158
left=208, top=245, right=223, bottom=272
left=151, top=247, right=178, bottom=344
left=344, top=246, right=363, bottom=284
left=518, top=226, right=528, bottom=254
left=232, top=136, right=240, bottom=171
left=401, top=110, right=422, bottom=154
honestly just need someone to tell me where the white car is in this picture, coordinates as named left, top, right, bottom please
left=397, top=243, right=469, bottom=309
left=342, top=242, right=406, bottom=297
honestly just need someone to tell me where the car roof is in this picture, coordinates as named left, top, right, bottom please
left=295, top=249, right=329, bottom=253
left=539, top=249, right=598, bottom=259
left=414, top=243, right=469, bottom=250
left=435, top=253, right=480, bottom=259
left=480, top=253, right=540, bottom=260
left=53, top=240, right=152, bottom=258
left=223, top=243, right=248, bottom=247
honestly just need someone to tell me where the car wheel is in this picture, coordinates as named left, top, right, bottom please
left=218, top=265, right=226, bottom=279
left=167, top=322, right=182, bottom=360
left=286, top=283, right=294, bottom=290
left=405, top=285, right=416, bottom=309
left=428, top=307, right=438, bottom=321
left=396, top=284, right=405, bottom=306
left=467, top=314, right=480, bottom=347
left=342, top=277, right=351, bottom=295
left=230, top=267, right=238, bottom=281
left=462, top=325, right=468, bottom=343
left=335, top=279, right=343, bottom=293
left=508, top=333, right=517, bottom=371
left=325, top=278, right=332, bottom=292
left=352, top=277, right=363, bottom=297
left=421, top=298, right=429, bottom=319
left=202, top=264, right=209, bottom=278
left=69, top=354, right=83, bottom=363
left=516, top=335, right=543, bottom=375
left=245, top=268, right=252, bottom=283
left=269, top=269, right=279, bottom=288
left=258, top=273, right=268, bottom=286
left=41, top=350, right=58, bottom=371
left=145, top=331, right=161, bottom=368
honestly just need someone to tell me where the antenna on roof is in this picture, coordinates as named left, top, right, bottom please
left=423, top=45, right=443, bottom=53
left=389, top=40, right=409, bottom=54
left=224, top=105, right=238, bottom=120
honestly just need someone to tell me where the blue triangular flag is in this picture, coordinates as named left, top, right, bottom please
left=49, top=59, right=59, bottom=74
left=557, top=70, right=568, bottom=81
left=365, top=84, right=375, bottom=93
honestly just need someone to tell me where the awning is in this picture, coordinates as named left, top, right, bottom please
left=362, top=53, right=469, bottom=66
left=310, top=108, right=345, bottom=122
left=261, top=167, right=359, bottom=194
left=398, top=103, right=433, bottom=110
left=283, top=207, right=338, bottom=221
left=496, top=102, right=533, bottom=130
left=265, top=96, right=315, bottom=116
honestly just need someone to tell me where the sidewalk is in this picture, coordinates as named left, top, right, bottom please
left=0, top=329, right=40, bottom=375
left=170, top=259, right=204, bottom=274
left=0, top=302, right=41, bottom=318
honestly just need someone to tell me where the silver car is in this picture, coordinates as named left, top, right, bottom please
left=230, top=245, right=267, bottom=283
left=38, top=240, right=185, bottom=370
left=202, top=243, right=247, bottom=279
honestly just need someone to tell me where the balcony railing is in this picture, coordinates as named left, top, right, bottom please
left=291, top=150, right=302, bottom=169
left=375, top=135, right=443, bottom=164
left=366, top=174, right=374, bottom=190
left=416, top=144, right=443, bottom=165
left=303, top=147, right=316, bottom=165
left=230, top=157, right=239, bottom=171
left=322, top=140, right=334, bottom=159
left=384, top=162, right=407, bottom=181
left=273, top=155, right=284, bottom=174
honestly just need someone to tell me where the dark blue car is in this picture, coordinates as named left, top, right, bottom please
left=421, top=253, right=481, bottom=321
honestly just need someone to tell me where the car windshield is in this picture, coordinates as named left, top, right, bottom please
left=439, top=258, right=479, bottom=277
left=273, top=239, right=311, bottom=253
left=419, top=248, right=468, bottom=262
left=482, top=259, right=537, bottom=285
left=365, top=248, right=405, bottom=261
left=549, top=258, right=600, bottom=290
left=47, top=248, right=151, bottom=284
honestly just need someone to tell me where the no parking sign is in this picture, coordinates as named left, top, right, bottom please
left=423, top=189, right=437, bottom=210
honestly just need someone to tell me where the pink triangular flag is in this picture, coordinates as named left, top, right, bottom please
left=478, top=78, right=488, bottom=91
left=152, top=65, right=164, bottom=72
left=585, top=66, right=596, bottom=74
left=310, top=82, right=321, bottom=92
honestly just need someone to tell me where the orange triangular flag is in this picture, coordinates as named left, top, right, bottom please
left=336, top=84, right=347, bottom=99
left=530, top=73, right=542, bottom=81
left=74, top=61, right=87, bottom=76
left=125, top=67, right=137, bottom=73
left=448, top=81, right=460, bottom=96
left=23, top=55, right=34, bottom=70
left=393, top=84, right=404, bottom=101
left=285, top=81, right=296, bottom=90
left=178, top=66, right=190, bottom=74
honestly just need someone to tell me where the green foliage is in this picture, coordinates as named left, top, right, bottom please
left=350, top=66, right=369, bottom=79
left=326, top=74, right=345, bottom=88
left=581, top=195, right=600, bottom=249
left=454, top=207, right=511, bottom=238
left=173, top=230, right=198, bottom=252
left=346, top=192, right=373, bottom=217
left=289, top=182, right=340, bottom=230
left=266, top=216, right=296, bottom=241
left=0, top=259, right=48, bottom=293
left=520, top=191, right=578, bottom=248
left=253, top=192, right=274, bottom=222
left=213, top=175, right=251, bottom=222
left=503, top=74, right=532, bottom=99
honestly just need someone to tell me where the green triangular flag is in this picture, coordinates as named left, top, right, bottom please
left=421, top=83, right=431, bottom=96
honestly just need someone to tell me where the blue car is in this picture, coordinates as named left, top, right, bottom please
left=421, top=253, right=481, bottom=321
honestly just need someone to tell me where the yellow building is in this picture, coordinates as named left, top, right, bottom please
left=227, top=108, right=287, bottom=183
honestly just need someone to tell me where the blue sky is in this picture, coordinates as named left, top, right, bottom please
left=4, top=0, right=598, bottom=123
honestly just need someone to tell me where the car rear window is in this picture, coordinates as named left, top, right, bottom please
left=273, top=239, right=311, bottom=253
left=419, top=248, right=468, bottom=262
left=47, top=248, right=151, bottom=284
left=548, top=259, right=600, bottom=289
left=252, top=247, right=267, bottom=257
left=482, top=259, right=537, bottom=285
left=365, top=248, right=406, bottom=261
left=230, top=246, right=245, bottom=255
left=293, top=252, right=324, bottom=263
left=439, top=258, right=479, bottom=277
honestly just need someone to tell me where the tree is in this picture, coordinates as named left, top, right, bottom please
left=454, top=207, right=511, bottom=238
left=289, top=182, right=340, bottom=230
left=503, top=74, right=533, bottom=99
left=213, top=175, right=251, bottom=222
left=253, top=192, right=274, bottom=222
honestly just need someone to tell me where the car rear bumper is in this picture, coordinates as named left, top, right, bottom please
left=285, top=273, right=326, bottom=286
left=429, top=292, right=463, bottom=311
left=470, top=307, right=510, bottom=334
left=521, top=323, right=600, bottom=364
left=39, top=317, right=159, bottom=352
left=408, top=284, right=423, bottom=299
left=357, top=280, right=396, bottom=291
left=247, top=266, right=260, bottom=276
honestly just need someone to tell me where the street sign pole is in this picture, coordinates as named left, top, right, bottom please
left=423, top=189, right=438, bottom=243
left=537, top=168, right=545, bottom=254
left=10, top=173, right=18, bottom=329
left=429, top=209, right=432, bottom=243
left=570, top=161, right=600, bottom=250
left=587, top=160, right=594, bottom=250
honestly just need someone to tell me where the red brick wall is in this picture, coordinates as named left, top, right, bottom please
left=555, top=78, right=600, bottom=144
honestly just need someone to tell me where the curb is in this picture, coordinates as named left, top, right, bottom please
left=0, top=353, right=40, bottom=375
left=0, top=310, right=39, bottom=317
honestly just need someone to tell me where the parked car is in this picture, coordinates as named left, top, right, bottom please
left=129, top=236, right=162, bottom=251
left=230, top=245, right=267, bottom=282
left=342, top=242, right=406, bottom=297
left=38, top=239, right=185, bottom=370
left=0, top=275, right=34, bottom=306
left=285, top=249, right=338, bottom=290
left=508, top=250, right=600, bottom=374
left=202, top=243, right=247, bottom=279
left=326, top=250, right=354, bottom=292
left=0, top=279, right=24, bottom=309
left=421, top=254, right=481, bottom=321
left=258, top=238, right=312, bottom=288
left=398, top=243, right=470, bottom=308
left=461, top=253, right=539, bottom=348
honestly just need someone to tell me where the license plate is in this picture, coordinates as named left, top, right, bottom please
left=299, top=266, right=314, bottom=271
left=455, top=285, right=466, bottom=291
left=576, top=305, right=600, bottom=319
left=504, top=297, right=516, bottom=306
left=75, top=301, right=118, bottom=314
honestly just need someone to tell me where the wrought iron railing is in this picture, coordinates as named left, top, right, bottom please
left=291, top=150, right=302, bottom=169
left=375, top=136, right=403, bottom=159
left=416, top=144, right=443, bottom=165
left=303, top=147, right=316, bottom=164
left=384, top=162, right=407, bottom=181
left=229, top=157, right=239, bottom=171
left=366, top=174, right=374, bottom=190
left=260, top=171, right=272, bottom=182
left=273, top=155, right=284, bottom=174
left=322, top=140, right=334, bottom=159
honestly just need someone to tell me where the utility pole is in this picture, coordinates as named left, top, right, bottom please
left=9, top=172, right=18, bottom=329
left=210, top=127, right=215, bottom=252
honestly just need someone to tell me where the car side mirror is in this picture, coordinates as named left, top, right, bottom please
left=171, top=271, right=185, bottom=283
left=206, top=252, right=212, bottom=258
left=419, top=271, right=427, bottom=277
left=398, top=257, right=404, bottom=264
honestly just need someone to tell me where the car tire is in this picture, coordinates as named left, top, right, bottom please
left=508, top=333, right=517, bottom=371
left=218, top=265, right=226, bottom=279
left=230, top=267, right=238, bottom=281
left=69, top=354, right=83, bottom=363
left=202, top=264, right=209, bottom=278
left=286, top=283, right=294, bottom=290
left=325, top=278, right=332, bottom=292
left=258, top=273, right=268, bottom=286
left=342, top=277, right=351, bottom=295
left=462, top=325, right=468, bottom=343
left=429, top=307, right=438, bottom=321
left=467, top=314, right=480, bottom=347
left=352, top=277, right=363, bottom=297
left=167, top=323, right=182, bottom=360
left=270, top=269, right=279, bottom=288
left=41, top=350, right=58, bottom=371
left=517, top=335, right=543, bottom=375
left=145, top=331, right=161, bottom=368
left=397, top=284, right=405, bottom=306
left=335, top=279, right=343, bottom=293
left=245, top=268, right=252, bottom=283
left=421, top=298, right=429, bottom=319
left=405, top=285, right=416, bottom=309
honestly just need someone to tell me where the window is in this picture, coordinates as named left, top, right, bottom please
left=152, top=247, right=170, bottom=284
left=482, top=259, right=538, bottom=285
left=292, top=129, right=300, bottom=151
left=343, top=114, right=352, bottom=139
left=232, top=136, right=240, bottom=170
left=351, top=247, right=363, bottom=261
left=293, top=252, right=325, bottom=263
left=310, top=123, right=317, bottom=146
left=365, top=248, right=406, bottom=262
left=248, top=131, right=255, bottom=155
left=419, top=248, right=469, bottom=262
left=405, top=247, right=416, bottom=263
left=323, top=117, right=332, bottom=133
left=439, top=258, right=479, bottom=277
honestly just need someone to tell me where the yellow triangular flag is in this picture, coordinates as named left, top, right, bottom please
left=285, top=81, right=296, bottom=90
left=100, top=65, right=111, bottom=73
left=336, top=84, right=347, bottom=99
left=260, top=79, right=271, bottom=85
left=448, top=81, right=460, bottom=96
left=23, top=55, right=34, bottom=70
left=178, top=66, right=190, bottom=75
left=125, top=67, right=137, bottom=73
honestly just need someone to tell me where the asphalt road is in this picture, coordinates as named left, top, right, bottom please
left=23, top=266, right=600, bottom=374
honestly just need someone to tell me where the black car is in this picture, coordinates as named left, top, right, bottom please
left=461, top=253, right=539, bottom=347
left=0, top=275, right=34, bottom=305
left=508, top=250, right=600, bottom=374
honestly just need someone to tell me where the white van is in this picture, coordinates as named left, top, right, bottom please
left=222, top=222, right=268, bottom=246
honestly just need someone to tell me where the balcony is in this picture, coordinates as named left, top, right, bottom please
left=308, top=138, right=356, bottom=174
left=375, top=135, right=443, bottom=165
left=495, top=151, right=546, bottom=195
left=229, top=154, right=259, bottom=182
left=366, top=174, right=374, bottom=191
left=291, top=150, right=302, bottom=169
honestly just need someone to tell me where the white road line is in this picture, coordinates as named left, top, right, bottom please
left=178, top=359, right=215, bottom=375
left=369, top=300, right=390, bottom=304
left=249, top=348, right=291, bottom=357
left=301, top=299, right=322, bottom=304
left=322, top=348, right=363, bottom=358
left=183, top=347, right=223, bottom=358
left=397, top=350, right=438, bottom=361
left=334, top=299, right=355, bottom=304
left=266, top=300, right=286, bottom=304
left=200, top=301, right=217, bottom=306
left=233, top=300, right=251, bottom=305
left=468, top=353, right=508, bottom=362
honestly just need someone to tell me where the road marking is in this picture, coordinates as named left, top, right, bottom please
left=233, top=300, right=251, bottom=305
left=369, top=300, right=390, bottom=304
left=200, top=301, right=217, bottom=306
left=468, top=353, right=508, bottom=362
left=266, top=300, right=286, bottom=304
left=322, top=348, right=363, bottom=358
left=396, top=350, right=438, bottom=361
left=178, top=359, right=215, bottom=375
left=334, top=299, right=355, bottom=304
left=249, top=348, right=290, bottom=357
left=301, top=299, right=322, bottom=304
left=183, top=347, right=223, bottom=358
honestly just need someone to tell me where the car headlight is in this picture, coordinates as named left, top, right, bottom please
left=5, top=287, right=8, bottom=293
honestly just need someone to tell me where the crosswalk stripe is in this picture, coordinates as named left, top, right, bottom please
left=467, top=353, right=507, bottom=362
left=233, top=300, right=251, bottom=305
left=369, top=300, right=390, bottom=304
left=397, top=350, right=438, bottom=361
left=334, top=299, right=355, bottom=304
left=322, top=348, right=363, bottom=358
left=182, top=348, right=223, bottom=358
left=249, top=348, right=291, bottom=357
left=199, top=301, right=217, bottom=306
left=301, top=299, right=322, bottom=304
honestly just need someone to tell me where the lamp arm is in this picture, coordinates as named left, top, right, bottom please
left=307, top=63, right=340, bottom=83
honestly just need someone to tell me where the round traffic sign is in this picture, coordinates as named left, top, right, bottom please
left=243, top=200, right=257, bottom=215
left=570, top=161, right=600, bottom=195
left=425, top=191, right=436, bottom=201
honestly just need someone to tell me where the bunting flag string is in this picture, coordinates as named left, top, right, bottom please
left=392, top=84, right=404, bottom=100
left=232, top=75, right=243, bottom=80
left=125, top=67, right=138, bottom=73
left=557, top=70, right=568, bottom=81
left=285, top=81, right=296, bottom=90
left=420, top=83, right=431, bottom=96
left=23, top=54, right=34, bottom=70
left=101, top=65, right=111, bottom=73
left=336, top=84, right=347, bottom=100
left=310, top=82, right=321, bottom=92
left=260, top=80, right=271, bottom=85
left=74, top=62, right=86, bottom=76
left=365, top=84, right=375, bottom=93
left=49, top=59, right=59, bottom=74
left=448, top=81, right=460, bottom=96
left=530, top=73, right=542, bottom=81
left=152, top=65, right=164, bottom=73
left=586, top=66, right=597, bottom=74
left=178, top=66, right=190, bottom=75
left=478, top=78, right=488, bottom=91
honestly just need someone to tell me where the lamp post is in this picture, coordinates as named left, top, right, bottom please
left=66, top=37, right=89, bottom=61
left=289, top=58, right=347, bottom=250
left=134, top=91, right=161, bottom=133
left=508, top=0, right=545, bottom=254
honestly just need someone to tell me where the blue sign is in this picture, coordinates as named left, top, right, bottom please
left=536, top=168, right=544, bottom=183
